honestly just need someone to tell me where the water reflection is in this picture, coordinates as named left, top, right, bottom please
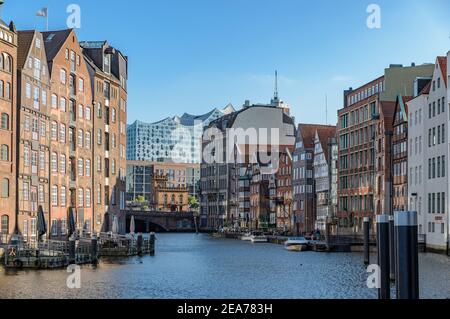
left=0, top=233, right=448, bottom=299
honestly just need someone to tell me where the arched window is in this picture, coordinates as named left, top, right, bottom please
left=171, top=194, right=175, bottom=205
left=0, top=54, right=3, bottom=69
left=1, top=215, right=9, bottom=235
left=164, top=194, right=168, bottom=206
left=1, top=113, right=8, bottom=130
left=179, top=195, right=183, bottom=205
left=1, top=144, right=8, bottom=161
left=1, top=178, right=9, bottom=198
left=3, top=54, right=11, bottom=72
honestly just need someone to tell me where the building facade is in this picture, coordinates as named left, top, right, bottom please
left=407, top=80, right=431, bottom=238
left=392, top=95, right=412, bottom=212
left=200, top=100, right=295, bottom=230
left=16, top=30, right=51, bottom=243
left=337, top=64, right=434, bottom=234
left=0, top=19, right=16, bottom=241
left=276, top=147, right=294, bottom=233
left=81, top=40, right=128, bottom=234
left=127, top=105, right=235, bottom=164
left=422, top=57, right=448, bottom=250
left=313, top=127, right=337, bottom=232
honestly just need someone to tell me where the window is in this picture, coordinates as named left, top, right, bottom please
left=79, top=78, right=84, bottom=92
left=22, top=181, right=29, bottom=201
left=78, top=104, right=83, bottom=119
left=85, top=131, right=91, bottom=149
left=1, top=215, right=9, bottom=235
left=60, top=69, right=67, bottom=84
left=51, top=152, right=58, bottom=172
left=97, top=156, right=102, bottom=172
left=61, top=219, right=67, bottom=235
left=25, top=82, right=31, bottom=99
left=97, top=184, right=102, bottom=204
left=77, top=129, right=83, bottom=147
left=1, top=178, right=9, bottom=198
left=78, top=158, right=84, bottom=176
left=59, top=154, right=66, bottom=174
left=40, top=121, right=46, bottom=138
left=85, top=159, right=91, bottom=177
left=51, top=121, right=57, bottom=140
left=39, top=151, right=45, bottom=171
left=111, top=159, right=116, bottom=175
left=60, top=97, right=66, bottom=112
left=51, top=185, right=58, bottom=206
left=86, top=189, right=91, bottom=208
left=38, top=184, right=44, bottom=203
left=61, top=186, right=66, bottom=207
left=112, top=108, right=116, bottom=123
left=51, top=94, right=58, bottom=109
left=59, top=124, right=66, bottom=143
left=0, top=145, right=8, bottom=161
left=85, top=106, right=91, bottom=121
left=1, top=113, right=8, bottom=130
left=51, top=220, right=58, bottom=236
left=24, top=146, right=30, bottom=167
left=97, top=129, right=102, bottom=145
left=78, top=188, right=84, bottom=207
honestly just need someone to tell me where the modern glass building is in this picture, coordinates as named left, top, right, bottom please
left=126, top=105, right=235, bottom=164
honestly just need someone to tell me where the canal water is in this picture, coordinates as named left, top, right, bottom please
left=0, top=233, right=449, bottom=299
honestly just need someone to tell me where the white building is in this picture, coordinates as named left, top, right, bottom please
left=408, top=56, right=448, bottom=251
left=127, top=105, right=235, bottom=163
left=407, top=79, right=430, bottom=237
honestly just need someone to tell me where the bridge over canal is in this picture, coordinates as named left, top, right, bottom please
left=125, top=211, right=197, bottom=233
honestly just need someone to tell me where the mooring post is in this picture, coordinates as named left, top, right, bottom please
left=137, top=233, right=143, bottom=256
left=389, top=215, right=396, bottom=281
left=149, top=232, right=155, bottom=256
left=68, top=236, right=76, bottom=265
left=363, top=217, right=370, bottom=265
left=91, top=234, right=98, bottom=265
left=395, top=211, right=419, bottom=299
left=376, top=214, right=390, bottom=299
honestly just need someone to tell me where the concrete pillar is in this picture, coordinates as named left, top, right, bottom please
left=137, top=233, right=143, bottom=256
left=149, top=232, right=155, bottom=256
left=91, top=235, right=98, bottom=265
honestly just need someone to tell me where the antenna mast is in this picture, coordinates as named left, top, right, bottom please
left=274, top=70, right=279, bottom=100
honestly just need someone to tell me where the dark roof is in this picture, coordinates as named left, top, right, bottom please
left=298, top=124, right=335, bottom=149
left=17, top=30, right=36, bottom=69
left=379, top=101, right=396, bottom=130
left=419, top=81, right=431, bottom=95
left=316, top=126, right=337, bottom=160
left=42, top=29, right=72, bottom=72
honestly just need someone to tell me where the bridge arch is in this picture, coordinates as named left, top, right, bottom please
left=127, top=216, right=170, bottom=233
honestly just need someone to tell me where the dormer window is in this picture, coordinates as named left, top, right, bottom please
left=103, top=54, right=110, bottom=74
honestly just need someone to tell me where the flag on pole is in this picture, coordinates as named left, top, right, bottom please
left=36, top=7, right=48, bottom=17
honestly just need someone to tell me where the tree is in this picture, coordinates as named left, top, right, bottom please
left=188, top=196, right=199, bottom=212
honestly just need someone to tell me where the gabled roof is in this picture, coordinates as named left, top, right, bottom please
left=297, top=124, right=335, bottom=149
left=316, top=126, right=337, bottom=161
left=437, top=56, right=447, bottom=87
left=379, top=101, right=396, bottom=130
left=419, top=81, right=431, bottom=95
left=17, top=30, right=36, bottom=69
left=42, top=29, right=72, bottom=73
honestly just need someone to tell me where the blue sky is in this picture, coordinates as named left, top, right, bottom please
left=4, top=0, right=450, bottom=125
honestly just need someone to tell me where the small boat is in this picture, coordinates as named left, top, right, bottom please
left=250, top=231, right=268, bottom=243
left=284, top=237, right=309, bottom=252
left=240, top=232, right=253, bottom=241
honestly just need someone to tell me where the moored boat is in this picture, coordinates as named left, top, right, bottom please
left=250, top=231, right=268, bottom=243
left=284, top=237, right=309, bottom=252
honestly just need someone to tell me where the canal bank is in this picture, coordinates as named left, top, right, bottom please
left=0, top=233, right=449, bottom=299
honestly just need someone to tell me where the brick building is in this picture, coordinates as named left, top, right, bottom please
left=16, top=30, right=51, bottom=243
left=0, top=19, right=16, bottom=240
left=81, top=41, right=128, bottom=234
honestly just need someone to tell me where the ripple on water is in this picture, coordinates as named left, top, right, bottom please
left=0, top=233, right=448, bottom=299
